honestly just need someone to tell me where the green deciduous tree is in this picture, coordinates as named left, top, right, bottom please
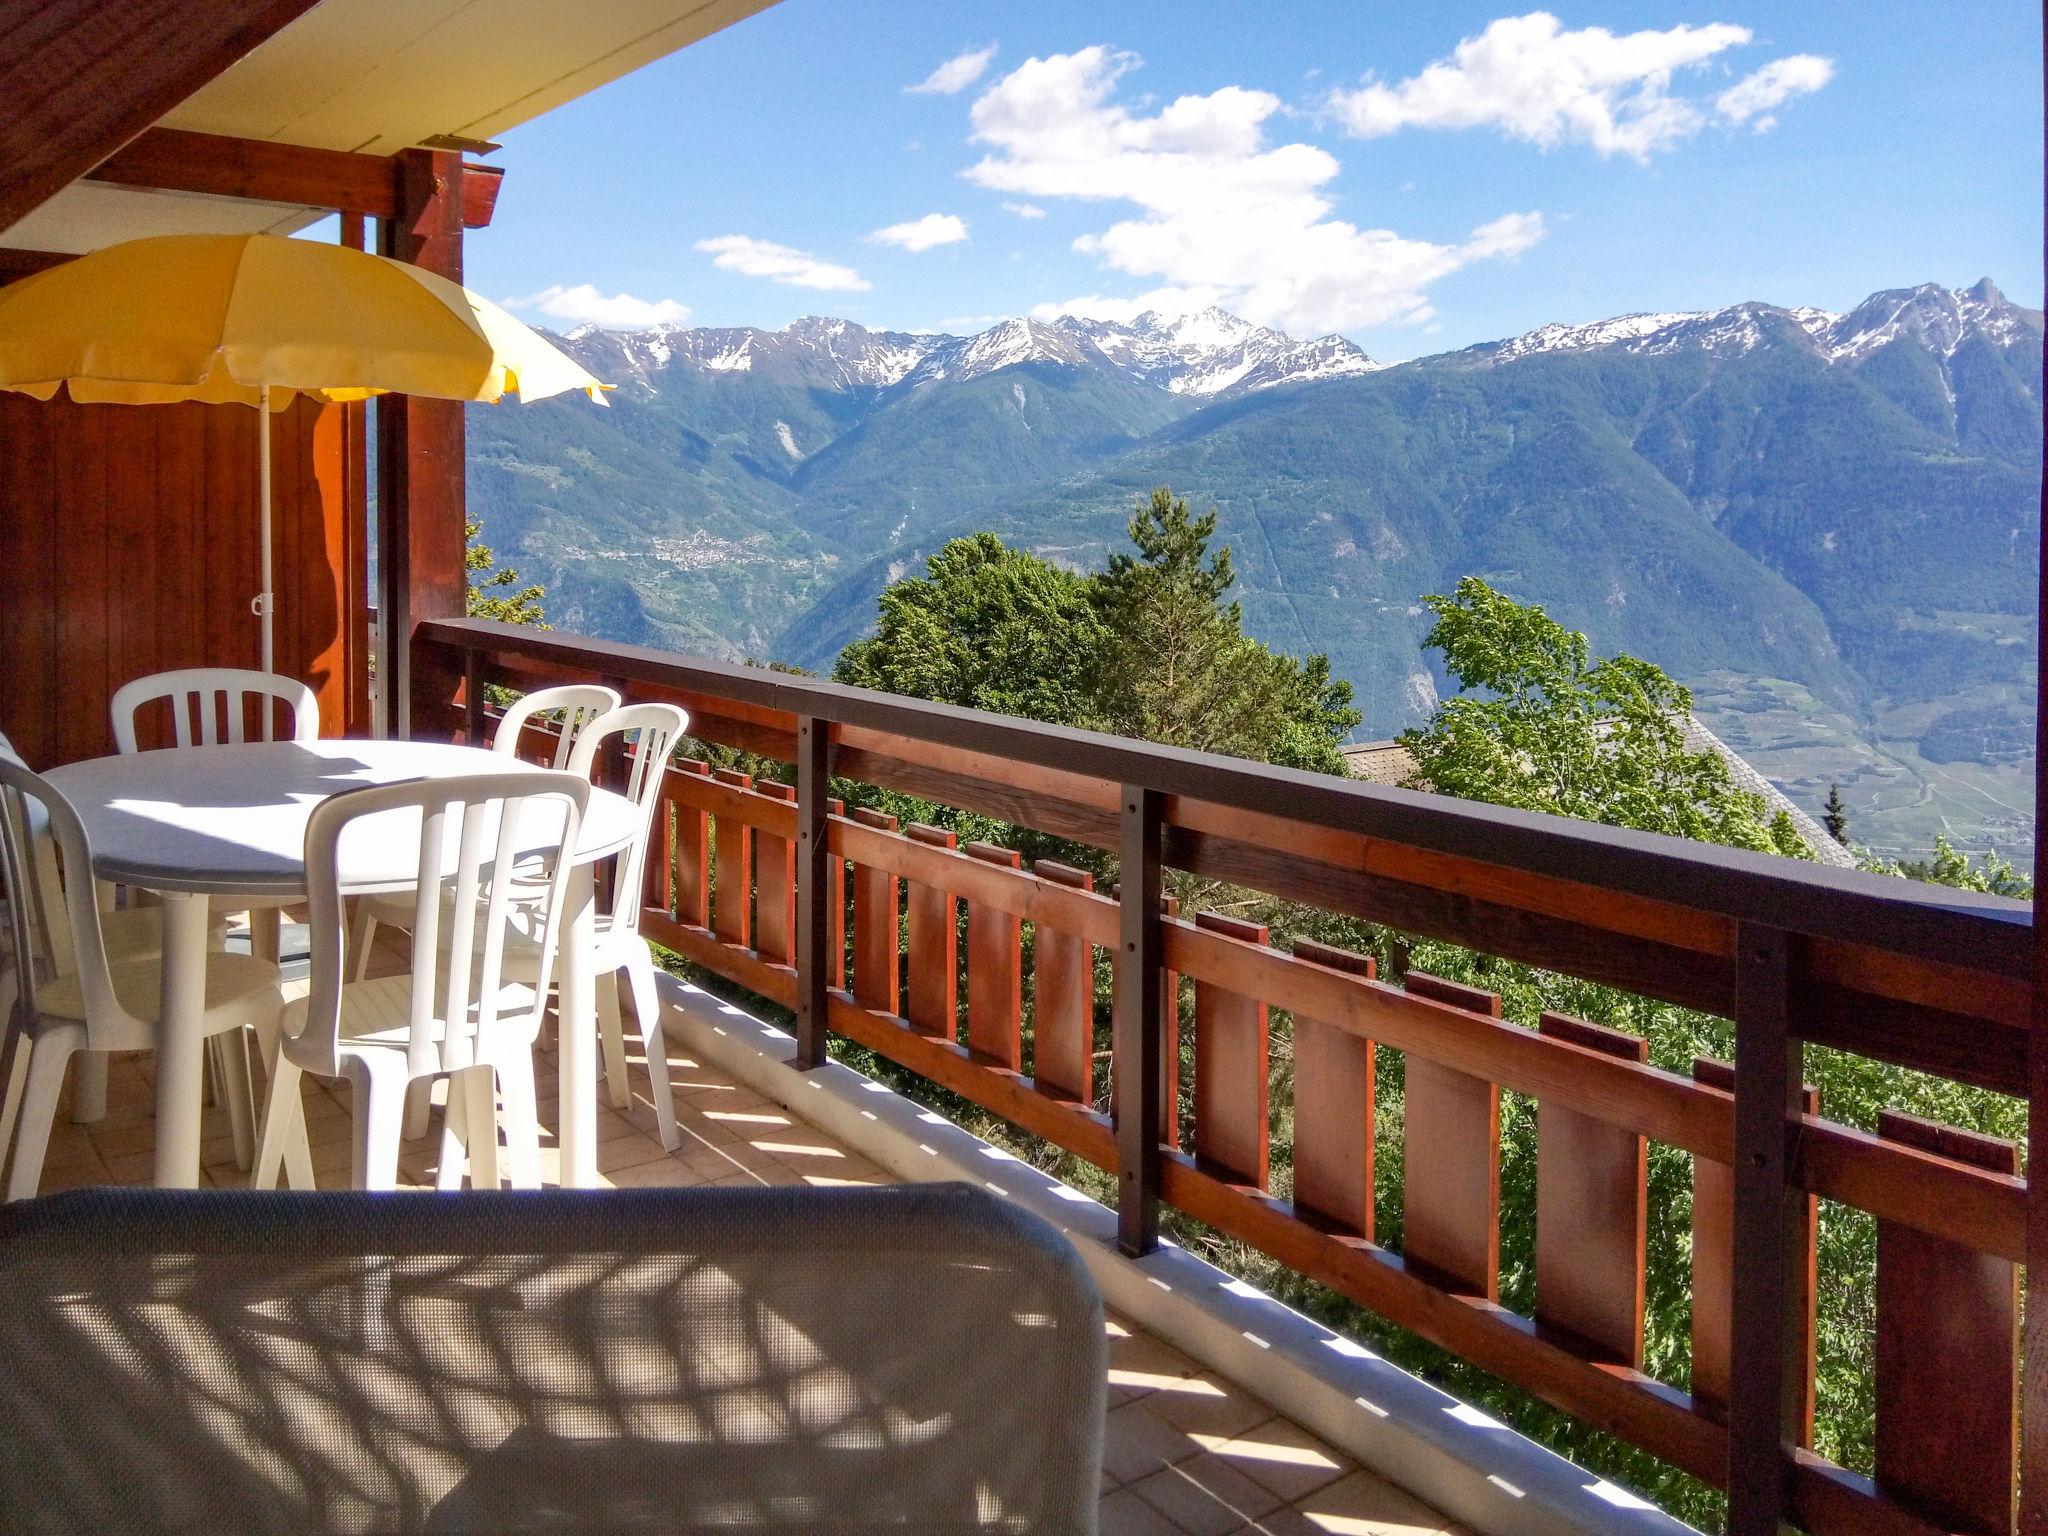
left=1401, top=576, right=1812, bottom=858
left=833, top=489, right=1359, bottom=775
left=1868, top=833, right=2032, bottom=898
left=835, top=532, right=1106, bottom=726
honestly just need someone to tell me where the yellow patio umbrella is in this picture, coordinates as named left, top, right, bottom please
left=0, top=232, right=609, bottom=671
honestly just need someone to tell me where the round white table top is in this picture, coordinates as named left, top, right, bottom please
left=44, top=739, right=639, bottom=898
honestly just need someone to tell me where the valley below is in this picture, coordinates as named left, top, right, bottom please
left=468, top=284, right=2043, bottom=867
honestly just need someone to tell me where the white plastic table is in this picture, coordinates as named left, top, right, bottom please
left=44, top=739, right=638, bottom=1190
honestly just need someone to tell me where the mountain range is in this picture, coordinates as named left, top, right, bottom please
left=466, top=280, right=2043, bottom=864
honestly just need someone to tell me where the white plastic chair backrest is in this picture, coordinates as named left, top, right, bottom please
left=297, top=771, right=588, bottom=1081
left=0, top=735, right=65, bottom=982
left=0, top=755, right=132, bottom=1044
left=492, top=685, right=621, bottom=771
left=111, top=667, right=320, bottom=752
left=567, top=703, right=689, bottom=937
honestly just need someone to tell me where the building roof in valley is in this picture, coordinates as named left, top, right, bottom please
left=1341, top=719, right=1860, bottom=870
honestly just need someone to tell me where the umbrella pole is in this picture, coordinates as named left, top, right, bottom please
left=257, top=383, right=273, bottom=675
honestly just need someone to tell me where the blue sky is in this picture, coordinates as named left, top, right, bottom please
left=470, top=2, right=2043, bottom=360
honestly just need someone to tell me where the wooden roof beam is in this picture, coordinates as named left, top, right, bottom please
left=0, top=0, right=326, bottom=234
left=84, top=127, right=505, bottom=228
left=88, top=127, right=400, bottom=219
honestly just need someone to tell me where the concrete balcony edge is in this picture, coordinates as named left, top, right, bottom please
left=657, top=975, right=1699, bottom=1536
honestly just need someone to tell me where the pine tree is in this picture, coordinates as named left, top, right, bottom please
left=1823, top=782, right=1849, bottom=845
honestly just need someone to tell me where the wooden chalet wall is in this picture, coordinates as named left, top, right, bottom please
left=0, top=390, right=369, bottom=767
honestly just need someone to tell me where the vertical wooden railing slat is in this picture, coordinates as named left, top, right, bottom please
left=903, top=822, right=959, bottom=1040
left=827, top=796, right=846, bottom=992
left=1535, top=1011, right=1649, bottom=1366
left=1399, top=970, right=1503, bottom=1299
left=1115, top=785, right=1165, bottom=1257
left=1032, top=860, right=1096, bottom=1102
left=670, top=759, right=711, bottom=929
left=849, top=807, right=901, bottom=1013
left=1290, top=937, right=1376, bottom=1237
left=793, top=719, right=829, bottom=1069
left=709, top=767, right=753, bottom=949
left=1192, top=912, right=1271, bottom=1188
left=965, top=841, right=1024, bottom=1070
left=753, top=781, right=797, bottom=965
left=1873, top=1111, right=2021, bottom=1536
left=1690, top=1055, right=1819, bottom=1434
left=1726, top=924, right=1803, bottom=1536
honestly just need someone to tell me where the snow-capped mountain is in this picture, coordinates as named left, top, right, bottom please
left=565, top=315, right=941, bottom=392
left=1050, top=307, right=1380, bottom=396
left=1470, top=280, right=2036, bottom=375
left=561, top=306, right=1377, bottom=402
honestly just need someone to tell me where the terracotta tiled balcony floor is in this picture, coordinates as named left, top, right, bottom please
left=22, top=944, right=1464, bottom=1536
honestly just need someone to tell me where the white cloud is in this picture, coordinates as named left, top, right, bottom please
left=1002, top=201, right=1047, bottom=219
left=966, top=46, right=1543, bottom=335
left=505, top=283, right=690, bottom=330
left=1716, top=53, right=1833, bottom=131
left=869, top=213, right=969, bottom=251
left=1327, top=13, right=1827, bottom=160
left=694, top=235, right=870, bottom=291
left=908, top=44, right=996, bottom=95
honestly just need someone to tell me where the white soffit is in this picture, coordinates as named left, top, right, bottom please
left=5, top=0, right=777, bottom=252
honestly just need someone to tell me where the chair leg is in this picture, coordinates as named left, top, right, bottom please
left=251, top=907, right=282, bottom=964
left=495, top=1049, right=543, bottom=1190
left=0, top=1025, right=32, bottom=1187
left=436, top=1078, right=469, bottom=1192
left=250, top=1014, right=315, bottom=1190
left=347, top=1061, right=407, bottom=1192
left=597, top=973, right=631, bottom=1110
left=457, top=1066, right=501, bottom=1190
left=67, top=1051, right=108, bottom=1124
left=402, top=1076, right=434, bottom=1142
left=216, top=1028, right=256, bottom=1172
left=349, top=903, right=378, bottom=983
left=252, top=1052, right=305, bottom=1191
left=6, top=1024, right=82, bottom=1201
left=624, top=949, right=679, bottom=1152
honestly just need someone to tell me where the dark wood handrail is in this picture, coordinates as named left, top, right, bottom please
left=419, top=616, right=2029, bottom=971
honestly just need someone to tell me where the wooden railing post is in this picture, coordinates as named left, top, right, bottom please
left=461, top=645, right=482, bottom=746
left=1727, top=923, right=1803, bottom=1536
left=793, top=715, right=829, bottom=1070
left=1115, top=784, right=1165, bottom=1257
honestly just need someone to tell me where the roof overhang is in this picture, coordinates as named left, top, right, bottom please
left=3, top=0, right=777, bottom=253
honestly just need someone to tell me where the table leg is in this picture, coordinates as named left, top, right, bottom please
left=68, top=1053, right=108, bottom=1123
left=557, top=864, right=597, bottom=1188
left=154, top=892, right=209, bottom=1188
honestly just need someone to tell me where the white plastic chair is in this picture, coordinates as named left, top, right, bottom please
left=109, top=667, right=320, bottom=753
left=253, top=770, right=588, bottom=1192
left=348, top=683, right=618, bottom=980
left=561, top=703, right=690, bottom=1151
left=0, top=756, right=293, bottom=1200
left=109, top=667, right=321, bottom=1167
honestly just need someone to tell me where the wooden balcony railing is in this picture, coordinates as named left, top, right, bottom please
left=416, top=616, right=2032, bottom=1536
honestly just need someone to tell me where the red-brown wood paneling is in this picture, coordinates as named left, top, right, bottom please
left=1535, top=1010, right=1649, bottom=1366
left=1031, top=860, right=1096, bottom=1103
left=710, top=768, right=754, bottom=949
left=964, top=841, right=1023, bottom=1069
left=0, top=392, right=366, bottom=767
left=1400, top=970, right=1503, bottom=1299
left=1192, top=911, right=1271, bottom=1188
left=850, top=807, right=901, bottom=1014
left=753, top=781, right=797, bottom=965
left=1873, top=1111, right=2020, bottom=1536
left=1290, top=936, right=1377, bottom=1238
left=904, top=823, right=959, bottom=1039
left=669, top=760, right=711, bottom=927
